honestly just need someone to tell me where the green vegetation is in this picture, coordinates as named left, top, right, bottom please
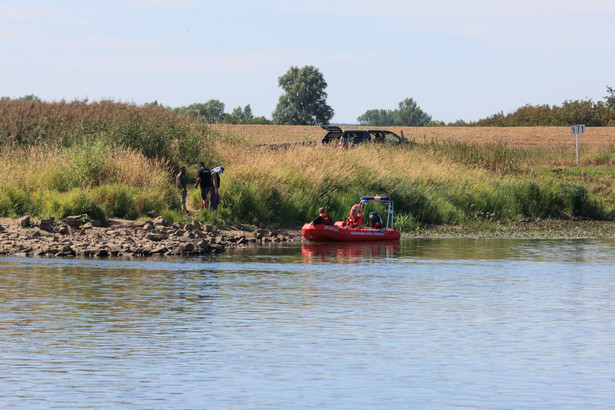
left=606, top=86, right=615, bottom=111
left=272, top=65, right=334, bottom=125
left=450, top=87, right=615, bottom=126
left=167, top=99, right=271, bottom=124
left=360, top=86, right=615, bottom=127
left=357, top=98, right=433, bottom=126
left=473, top=99, right=615, bottom=127
left=1, top=99, right=614, bottom=230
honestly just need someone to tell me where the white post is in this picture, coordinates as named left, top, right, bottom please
left=571, top=124, right=585, bottom=166
left=576, top=133, right=579, bottom=165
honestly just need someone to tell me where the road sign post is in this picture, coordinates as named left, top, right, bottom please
left=570, top=124, right=585, bottom=165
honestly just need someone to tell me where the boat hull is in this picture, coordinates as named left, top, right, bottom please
left=301, top=222, right=401, bottom=242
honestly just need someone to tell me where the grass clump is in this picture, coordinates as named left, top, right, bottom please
left=45, top=190, right=107, bottom=224
left=0, top=185, right=43, bottom=217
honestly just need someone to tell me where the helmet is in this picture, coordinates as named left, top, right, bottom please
left=351, top=204, right=362, bottom=216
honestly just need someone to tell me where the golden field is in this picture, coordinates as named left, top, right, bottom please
left=212, top=124, right=615, bottom=149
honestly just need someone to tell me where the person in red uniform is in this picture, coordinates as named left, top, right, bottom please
left=312, top=207, right=333, bottom=225
left=346, top=204, right=363, bottom=228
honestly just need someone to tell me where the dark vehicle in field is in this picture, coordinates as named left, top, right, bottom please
left=320, top=125, right=409, bottom=147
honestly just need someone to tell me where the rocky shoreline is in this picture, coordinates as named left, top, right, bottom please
left=3, top=216, right=615, bottom=260
left=0, top=216, right=299, bottom=259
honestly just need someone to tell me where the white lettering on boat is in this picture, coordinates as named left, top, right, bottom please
left=350, top=231, right=385, bottom=236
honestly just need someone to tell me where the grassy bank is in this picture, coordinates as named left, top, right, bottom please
left=210, top=143, right=611, bottom=229
left=1, top=100, right=615, bottom=230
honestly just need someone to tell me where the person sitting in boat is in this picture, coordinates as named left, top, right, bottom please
left=346, top=204, right=363, bottom=228
left=312, top=207, right=333, bottom=225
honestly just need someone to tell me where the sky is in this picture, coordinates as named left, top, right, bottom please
left=2, top=0, right=614, bottom=124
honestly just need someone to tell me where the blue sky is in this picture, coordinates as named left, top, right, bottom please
left=2, top=0, right=614, bottom=123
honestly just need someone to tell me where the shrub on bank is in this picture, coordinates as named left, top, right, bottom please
left=45, top=189, right=107, bottom=224
left=91, top=184, right=179, bottom=220
left=91, top=184, right=138, bottom=219
left=0, top=185, right=42, bottom=218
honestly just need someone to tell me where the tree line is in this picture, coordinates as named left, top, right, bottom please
left=464, top=95, right=615, bottom=127
left=4, top=67, right=615, bottom=127
left=359, top=88, right=615, bottom=127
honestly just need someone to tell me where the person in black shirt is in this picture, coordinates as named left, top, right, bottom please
left=194, top=162, right=214, bottom=210
left=312, top=207, right=332, bottom=225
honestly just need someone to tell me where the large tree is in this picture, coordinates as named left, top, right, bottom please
left=357, top=98, right=432, bottom=126
left=393, top=98, right=432, bottom=126
left=272, top=65, right=334, bottom=125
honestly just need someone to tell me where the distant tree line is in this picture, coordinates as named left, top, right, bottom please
left=470, top=99, right=615, bottom=127
left=447, top=87, right=615, bottom=127
left=145, top=100, right=271, bottom=124
left=6, top=79, right=615, bottom=127
left=357, top=98, right=432, bottom=126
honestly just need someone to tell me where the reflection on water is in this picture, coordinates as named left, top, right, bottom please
left=302, top=242, right=400, bottom=263
left=301, top=237, right=615, bottom=264
left=1, top=239, right=615, bottom=408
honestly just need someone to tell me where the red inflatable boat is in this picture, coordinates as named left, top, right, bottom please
left=302, top=196, right=401, bottom=242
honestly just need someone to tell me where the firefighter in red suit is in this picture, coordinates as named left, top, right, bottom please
left=346, top=204, right=363, bottom=228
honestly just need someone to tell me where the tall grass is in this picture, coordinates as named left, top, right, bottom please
left=212, top=143, right=609, bottom=226
left=0, top=99, right=219, bottom=167
left=0, top=140, right=177, bottom=221
left=1, top=100, right=612, bottom=227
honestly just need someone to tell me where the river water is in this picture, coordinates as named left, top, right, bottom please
left=1, top=239, right=614, bottom=409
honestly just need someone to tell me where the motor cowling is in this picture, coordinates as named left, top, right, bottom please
left=369, top=211, right=382, bottom=229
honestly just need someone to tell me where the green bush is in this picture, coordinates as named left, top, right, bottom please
left=45, top=189, right=107, bottom=223
left=132, top=187, right=177, bottom=219
left=48, top=140, right=111, bottom=192
left=558, top=183, right=604, bottom=218
left=0, top=185, right=42, bottom=217
left=217, top=179, right=270, bottom=223
left=395, top=184, right=443, bottom=224
left=91, top=184, right=137, bottom=219
left=159, top=208, right=189, bottom=225
left=394, top=213, right=421, bottom=231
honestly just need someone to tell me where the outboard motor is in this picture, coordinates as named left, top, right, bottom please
left=369, top=211, right=383, bottom=229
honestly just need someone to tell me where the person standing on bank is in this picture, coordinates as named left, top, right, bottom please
left=176, top=166, right=188, bottom=213
left=210, top=166, right=224, bottom=211
left=194, top=162, right=214, bottom=209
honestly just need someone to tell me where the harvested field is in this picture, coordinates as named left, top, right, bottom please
left=212, top=124, right=615, bottom=149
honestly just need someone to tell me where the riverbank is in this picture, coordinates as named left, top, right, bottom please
left=2, top=215, right=615, bottom=260
left=3, top=100, right=615, bottom=229
left=0, top=216, right=298, bottom=259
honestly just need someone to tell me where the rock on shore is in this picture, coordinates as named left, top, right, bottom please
left=0, top=216, right=297, bottom=259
